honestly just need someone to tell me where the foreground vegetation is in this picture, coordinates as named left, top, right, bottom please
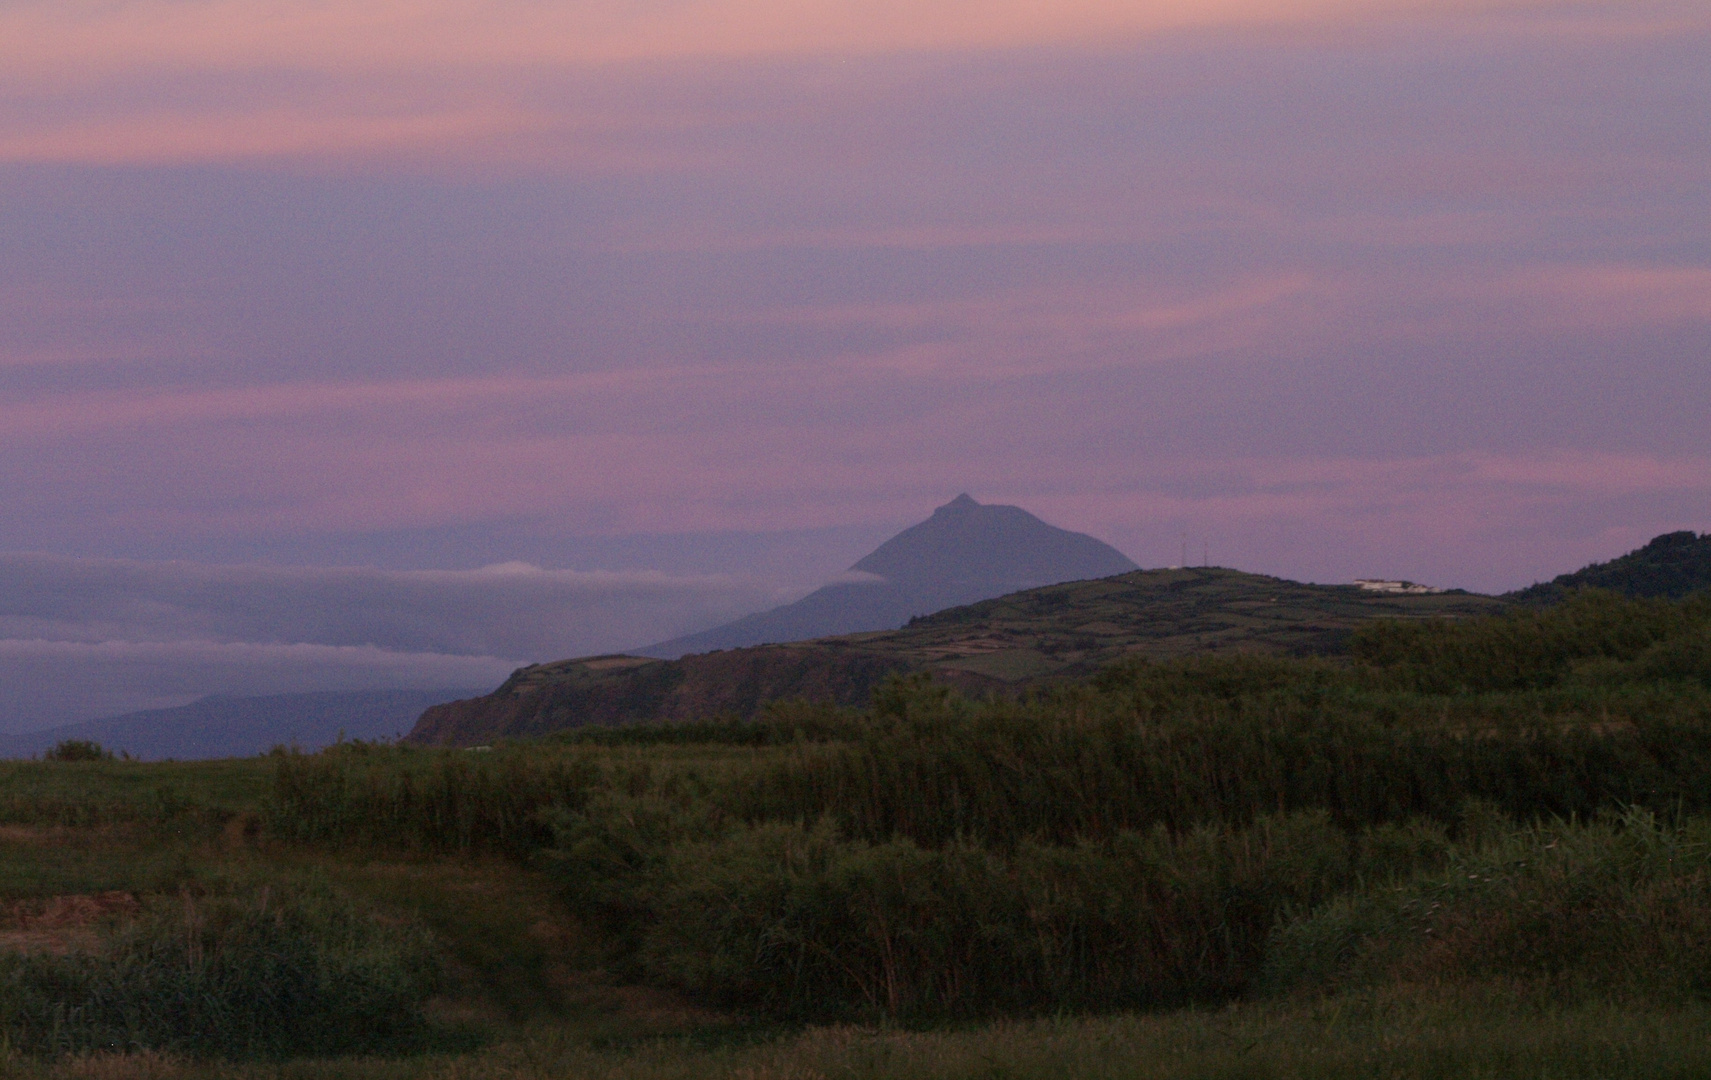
left=0, top=881, right=442, bottom=1059
left=2, top=589, right=1710, bottom=1073
left=7, top=993, right=1711, bottom=1079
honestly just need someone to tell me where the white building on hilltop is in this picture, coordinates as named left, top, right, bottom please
left=1353, top=579, right=1444, bottom=595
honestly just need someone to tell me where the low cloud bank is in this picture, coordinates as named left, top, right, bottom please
left=0, top=554, right=780, bottom=729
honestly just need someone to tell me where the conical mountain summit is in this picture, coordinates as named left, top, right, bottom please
left=637, top=494, right=1137, bottom=658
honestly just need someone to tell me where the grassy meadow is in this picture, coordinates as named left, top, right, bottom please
left=3, top=590, right=1711, bottom=1076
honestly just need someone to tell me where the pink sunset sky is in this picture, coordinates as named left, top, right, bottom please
left=0, top=0, right=1707, bottom=724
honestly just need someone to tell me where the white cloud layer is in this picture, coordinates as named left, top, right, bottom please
left=0, top=554, right=780, bottom=729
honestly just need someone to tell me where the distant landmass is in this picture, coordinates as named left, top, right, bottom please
left=638, top=494, right=1138, bottom=657
left=52, top=528, right=1703, bottom=757
left=0, top=688, right=482, bottom=761
left=1509, top=531, right=1711, bottom=604
left=408, top=567, right=1502, bottom=745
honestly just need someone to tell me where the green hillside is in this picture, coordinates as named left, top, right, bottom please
left=1510, top=530, right=1711, bottom=603
left=409, top=567, right=1502, bottom=745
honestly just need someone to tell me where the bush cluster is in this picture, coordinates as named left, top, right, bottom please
left=42, top=740, right=113, bottom=763
left=535, top=589, right=1711, bottom=1019
left=546, top=803, right=1452, bottom=1019
left=0, top=881, right=441, bottom=1059
left=263, top=588, right=1711, bottom=1022
left=1265, top=808, right=1711, bottom=998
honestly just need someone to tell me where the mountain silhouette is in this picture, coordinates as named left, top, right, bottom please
left=637, top=494, right=1138, bottom=658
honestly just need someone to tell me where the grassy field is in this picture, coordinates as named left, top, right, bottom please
left=5, top=990, right=1711, bottom=1078
left=4, top=590, right=1711, bottom=1075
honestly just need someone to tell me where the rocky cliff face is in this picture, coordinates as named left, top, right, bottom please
left=407, top=646, right=922, bottom=745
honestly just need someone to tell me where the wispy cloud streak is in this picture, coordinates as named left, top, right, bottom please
left=0, top=554, right=783, bottom=727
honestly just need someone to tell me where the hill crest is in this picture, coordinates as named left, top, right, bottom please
left=1509, top=531, right=1711, bottom=603
left=408, top=566, right=1502, bottom=745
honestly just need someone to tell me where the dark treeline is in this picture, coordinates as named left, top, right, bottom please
left=265, top=589, right=1711, bottom=1021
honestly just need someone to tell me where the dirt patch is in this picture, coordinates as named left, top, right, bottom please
left=0, top=891, right=140, bottom=954
left=530, top=916, right=575, bottom=947
left=580, top=656, right=660, bottom=672
left=221, top=812, right=261, bottom=850
left=553, top=966, right=732, bottom=1030
left=422, top=992, right=509, bottom=1027
left=48, top=1049, right=186, bottom=1080
left=0, top=824, right=140, bottom=848
left=0, top=824, right=73, bottom=844
left=606, top=984, right=731, bottom=1028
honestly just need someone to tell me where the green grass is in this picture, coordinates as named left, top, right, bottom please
left=0, top=757, right=271, bottom=827
left=0, top=825, right=211, bottom=898
left=7, top=992, right=1711, bottom=1078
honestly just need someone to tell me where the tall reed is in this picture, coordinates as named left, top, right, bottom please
left=263, top=742, right=598, bottom=855
left=732, top=680, right=1711, bottom=848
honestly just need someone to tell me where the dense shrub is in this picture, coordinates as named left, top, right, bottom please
left=0, top=882, right=442, bottom=1058
left=269, top=590, right=1711, bottom=1022
left=730, top=680, right=1711, bottom=848
left=264, top=741, right=599, bottom=855
left=550, top=698, right=867, bottom=748
left=1264, top=809, right=1711, bottom=1000
left=1350, top=590, right=1711, bottom=693
left=543, top=802, right=1457, bottom=1020
left=43, top=740, right=113, bottom=763
left=264, top=593, right=1711, bottom=861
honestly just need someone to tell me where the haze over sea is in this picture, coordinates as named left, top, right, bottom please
left=1, top=0, right=1706, bottom=726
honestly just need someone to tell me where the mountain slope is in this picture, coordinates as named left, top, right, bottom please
left=1509, top=531, right=1711, bottom=604
left=408, top=567, right=1502, bottom=745
left=637, top=494, right=1137, bottom=657
left=0, top=688, right=482, bottom=761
